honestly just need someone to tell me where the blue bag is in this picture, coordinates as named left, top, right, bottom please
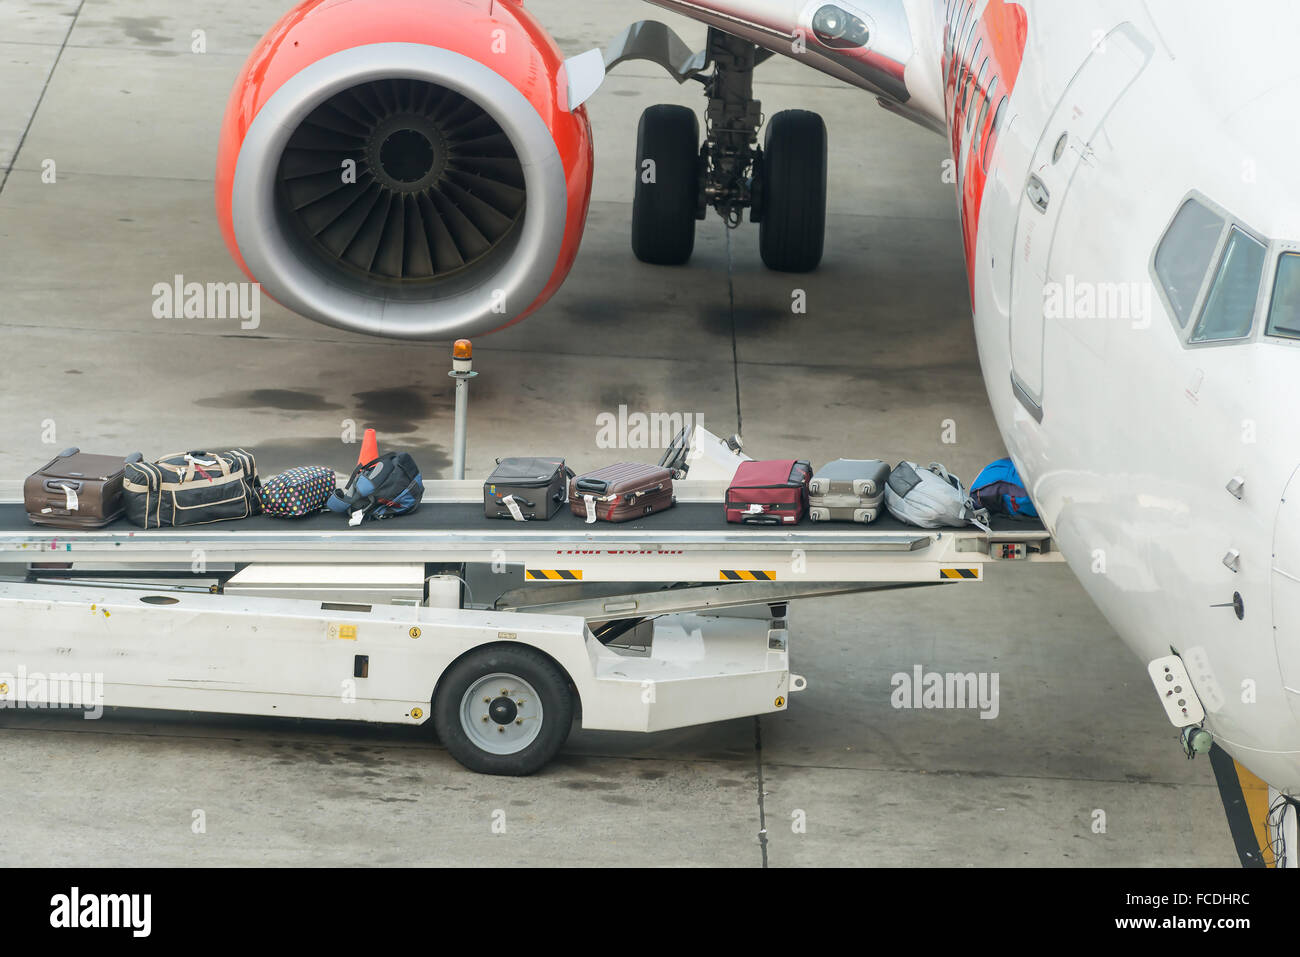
left=327, top=452, right=423, bottom=523
left=971, top=458, right=1037, bottom=519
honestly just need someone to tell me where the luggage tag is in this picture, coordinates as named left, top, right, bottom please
left=348, top=510, right=365, bottom=527
left=583, top=494, right=597, bottom=524
left=185, top=453, right=219, bottom=482
left=59, top=483, right=79, bottom=512
left=501, top=495, right=526, bottom=522
left=745, top=504, right=766, bottom=515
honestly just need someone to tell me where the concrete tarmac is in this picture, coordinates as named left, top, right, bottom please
left=0, top=0, right=1236, bottom=866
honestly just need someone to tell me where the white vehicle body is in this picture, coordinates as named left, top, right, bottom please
left=0, top=470, right=1048, bottom=771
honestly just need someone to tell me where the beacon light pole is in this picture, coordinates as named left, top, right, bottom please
left=449, top=338, right=476, bottom=480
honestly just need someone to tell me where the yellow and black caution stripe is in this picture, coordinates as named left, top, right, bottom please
left=720, top=570, right=776, bottom=581
left=940, top=567, right=981, bottom=580
left=1209, top=743, right=1274, bottom=867
left=525, top=569, right=583, bottom=581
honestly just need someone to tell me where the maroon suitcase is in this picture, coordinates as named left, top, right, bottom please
left=24, top=448, right=142, bottom=529
left=569, top=463, right=675, bottom=523
left=725, top=459, right=813, bottom=525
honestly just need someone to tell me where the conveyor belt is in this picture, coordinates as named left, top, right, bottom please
left=0, top=499, right=1050, bottom=581
left=0, top=501, right=1045, bottom=541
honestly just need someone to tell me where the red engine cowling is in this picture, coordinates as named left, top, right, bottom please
left=215, top=0, right=594, bottom=339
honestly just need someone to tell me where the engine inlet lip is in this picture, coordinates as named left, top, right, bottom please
left=231, top=42, right=570, bottom=339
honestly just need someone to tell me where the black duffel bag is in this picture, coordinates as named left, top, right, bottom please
left=123, top=449, right=261, bottom=528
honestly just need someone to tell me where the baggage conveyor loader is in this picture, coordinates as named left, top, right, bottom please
left=0, top=479, right=1059, bottom=775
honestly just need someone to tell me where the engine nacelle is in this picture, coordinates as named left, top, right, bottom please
left=215, top=0, right=594, bottom=339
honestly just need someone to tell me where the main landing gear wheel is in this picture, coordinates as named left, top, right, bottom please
left=758, top=109, right=828, bottom=272
left=632, top=104, right=701, bottom=265
left=433, top=644, right=574, bottom=775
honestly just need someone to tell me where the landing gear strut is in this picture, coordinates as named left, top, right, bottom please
left=621, top=24, right=827, bottom=272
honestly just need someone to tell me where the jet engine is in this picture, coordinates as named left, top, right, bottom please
left=215, top=0, right=595, bottom=339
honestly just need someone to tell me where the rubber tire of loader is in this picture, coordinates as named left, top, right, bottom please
left=758, top=109, right=828, bottom=272
left=433, top=644, right=574, bottom=776
left=632, top=104, right=701, bottom=265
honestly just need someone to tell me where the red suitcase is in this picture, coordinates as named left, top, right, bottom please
left=569, top=463, right=675, bottom=523
left=725, top=459, right=813, bottom=525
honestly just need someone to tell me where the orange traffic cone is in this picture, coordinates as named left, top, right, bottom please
left=358, top=428, right=379, bottom=466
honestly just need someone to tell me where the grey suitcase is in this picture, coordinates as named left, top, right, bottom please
left=809, top=504, right=880, bottom=524
left=808, top=459, right=891, bottom=498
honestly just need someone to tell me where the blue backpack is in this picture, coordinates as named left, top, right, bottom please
left=327, top=452, right=423, bottom=523
left=971, top=458, right=1038, bottom=519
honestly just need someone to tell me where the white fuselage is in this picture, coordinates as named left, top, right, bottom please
left=645, top=0, right=1300, bottom=789
left=955, top=0, right=1300, bottom=788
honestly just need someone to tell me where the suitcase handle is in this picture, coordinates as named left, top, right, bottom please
left=494, top=495, right=535, bottom=508
left=58, top=447, right=80, bottom=458
left=45, top=479, right=82, bottom=492
left=125, top=451, right=143, bottom=464
left=741, top=514, right=782, bottom=525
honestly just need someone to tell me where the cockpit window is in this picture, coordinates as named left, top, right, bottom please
left=1189, top=228, right=1266, bottom=343
left=1154, top=199, right=1225, bottom=327
left=1267, top=253, right=1300, bottom=340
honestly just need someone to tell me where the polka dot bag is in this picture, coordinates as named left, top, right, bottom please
left=256, top=466, right=338, bottom=518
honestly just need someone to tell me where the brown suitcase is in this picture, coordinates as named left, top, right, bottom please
left=569, top=462, right=675, bottom=523
left=24, top=448, right=142, bottom=529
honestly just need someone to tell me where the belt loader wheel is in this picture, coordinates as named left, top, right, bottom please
left=433, top=644, right=574, bottom=775
left=758, top=109, right=827, bottom=272
left=632, top=104, right=702, bottom=265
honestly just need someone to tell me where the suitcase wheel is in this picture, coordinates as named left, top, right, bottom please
left=59, top=447, right=80, bottom=457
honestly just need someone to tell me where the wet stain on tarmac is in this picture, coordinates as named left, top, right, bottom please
left=597, top=386, right=649, bottom=411
left=112, top=16, right=170, bottom=45
left=195, top=388, right=343, bottom=412
left=601, top=794, right=641, bottom=805
left=699, top=304, right=789, bottom=339
left=352, top=385, right=436, bottom=434
left=560, top=297, right=677, bottom=325
left=701, top=751, right=749, bottom=762
left=637, top=769, right=667, bottom=781
left=245, top=437, right=451, bottom=478
left=562, top=780, right=622, bottom=791
left=333, top=748, right=386, bottom=768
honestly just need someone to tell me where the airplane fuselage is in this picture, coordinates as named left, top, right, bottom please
left=643, top=0, right=1300, bottom=790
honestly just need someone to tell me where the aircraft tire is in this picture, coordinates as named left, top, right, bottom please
left=759, top=109, right=827, bottom=272
left=632, top=104, right=700, bottom=265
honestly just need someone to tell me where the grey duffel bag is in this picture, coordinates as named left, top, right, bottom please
left=884, top=461, right=990, bottom=530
